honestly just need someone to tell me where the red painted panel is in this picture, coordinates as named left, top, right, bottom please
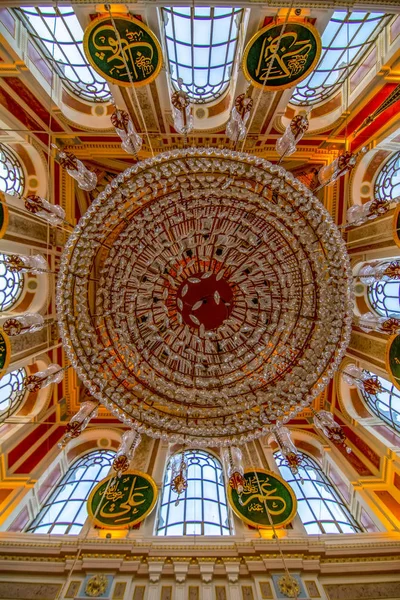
left=15, top=426, right=65, bottom=474
left=0, top=85, right=49, bottom=146
left=8, top=423, right=51, bottom=468
left=340, top=83, right=397, bottom=137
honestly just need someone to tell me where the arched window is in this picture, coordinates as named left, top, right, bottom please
left=15, top=6, right=110, bottom=103
left=162, top=7, right=244, bottom=103
left=291, top=12, right=388, bottom=106
left=0, top=367, right=26, bottom=422
left=0, top=253, right=24, bottom=311
left=361, top=371, right=400, bottom=434
left=0, top=143, right=25, bottom=196
left=26, top=450, right=114, bottom=535
left=157, top=449, right=230, bottom=536
left=375, top=151, right=400, bottom=202
left=367, top=260, right=400, bottom=317
left=275, top=451, right=362, bottom=534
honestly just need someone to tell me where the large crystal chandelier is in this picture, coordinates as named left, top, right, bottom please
left=57, top=149, right=353, bottom=447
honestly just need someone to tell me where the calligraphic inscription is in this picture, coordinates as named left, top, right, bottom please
left=0, top=192, right=8, bottom=239
left=83, top=15, right=163, bottom=87
left=242, top=21, right=321, bottom=91
left=87, top=470, right=157, bottom=529
left=386, top=335, right=400, bottom=391
left=227, top=469, right=297, bottom=528
left=0, top=330, right=11, bottom=380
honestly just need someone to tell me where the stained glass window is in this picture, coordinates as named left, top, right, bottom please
left=0, top=144, right=25, bottom=197
left=0, top=253, right=24, bottom=312
left=26, top=450, right=114, bottom=534
left=162, top=7, right=243, bottom=103
left=157, top=449, right=230, bottom=536
left=275, top=451, right=362, bottom=534
left=291, top=12, right=388, bottom=106
left=15, top=6, right=110, bottom=102
left=0, top=368, right=26, bottom=422
left=375, top=151, right=400, bottom=202
left=367, top=261, right=400, bottom=317
left=361, top=371, right=400, bottom=434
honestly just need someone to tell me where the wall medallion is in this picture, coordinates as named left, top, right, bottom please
left=83, top=14, right=163, bottom=87
left=386, top=334, right=400, bottom=391
left=227, top=468, right=297, bottom=528
left=85, top=575, right=108, bottom=598
left=87, top=470, right=158, bottom=528
left=242, top=21, right=321, bottom=90
left=0, top=330, right=11, bottom=380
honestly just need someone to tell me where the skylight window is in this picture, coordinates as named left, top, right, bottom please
left=16, top=6, right=110, bottom=102
left=162, top=6, right=243, bottom=103
left=291, top=12, right=389, bottom=106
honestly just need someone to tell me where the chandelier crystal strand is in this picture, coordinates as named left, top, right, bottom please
left=3, top=254, right=49, bottom=274
left=3, top=313, right=45, bottom=336
left=315, top=147, right=367, bottom=191
left=312, top=409, right=351, bottom=453
left=52, top=144, right=97, bottom=192
left=58, top=400, right=99, bottom=448
left=357, top=312, right=400, bottom=335
left=276, top=114, right=309, bottom=164
left=112, top=430, right=142, bottom=477
left=222, top=446, right=245, bottom=503
left=24, top=194, right=66, bottom=226
left=271, top=422, right=303, bottom=475
left=24, top=363, right=66, bottom=393
left=56, top=148, right=353, bottom=446
left=226, top=94, right=253, bottom=147
left=110, top=106, right=143, bottom=157
left=341, top=364, right=384, bottom=395
left=170, top=448, right=188, bottom=506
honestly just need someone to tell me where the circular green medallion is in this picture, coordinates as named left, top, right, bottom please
left=87, top=470, right=158, bottom=529
left=83, top=14, right=163, bottom=87
left=386, top=335, right=400, bottom=391
left=228, top=469, right=297, bottom=528
left=242, top=21, right=321, bottom=91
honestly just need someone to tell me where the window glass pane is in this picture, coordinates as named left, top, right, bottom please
left=162, top=7, right=243, bottom=103
left=375, top=151, right=400, bottom=203
left=361, top=371, right=400, bottom=434
left=26, top=450, right=115, bottom=534
left=367, top=260, right=400, bottom=317
left=0, top=253, right=24, bottom=313
left=275, top=451, right=362, bottom=534
left=15, top=6, right=110, bottom=102
left=0, top=367, right=26, bottom=421
left=156, top=449, right=231, bottom=536
left=0, top=144, right=25, bottom=196
left=291, top=12, right=388, bottom=106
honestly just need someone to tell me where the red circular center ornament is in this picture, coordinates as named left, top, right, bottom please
left=176, top=272, right=234, bottom=331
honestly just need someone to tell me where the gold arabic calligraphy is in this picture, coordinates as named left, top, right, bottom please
left=256, top=32, right=312, bottom=81
left=92, top=24, right=155, bottom=80
left=239, top=476, right=287, bottom=516
left=98, top=476, right=149, bottom=523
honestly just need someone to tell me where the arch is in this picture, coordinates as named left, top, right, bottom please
left=0, top=367, right=26, bottom=422
left=26, top=449, right=115, bottom=535
left=162, top=6, right=244, bottom=104
left=291, top=11, right=388, bottom=107
left=15, top=6, right=110, bottom=103
left=157, top=449, right=231, bottom=536
left=360, top=371, right=400, bottom=435
left=374, top=150, right=400, bottom=202
left=274, top=450, right=363, bottom=534
left=0, top=143, right=25, bottom=197
left=0, top=253, right=24, bottom=312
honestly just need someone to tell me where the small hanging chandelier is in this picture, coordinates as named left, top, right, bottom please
left=58, top=400, right=99, bottom=448
left=3, top=254, right=48, bottom=274
left=312, top=409, right=351, bottom=453
left=3, top=313, right=45, bottom=337
left=171, top=79, right=193, bottom=138
left=113, top=429, right=142, bottom=477
left=170, top=449, right=188, bottom=505
left=315, top=147, right=367, bottom=191
left=24, top=364, right=66, bottom=392
left=346, top=197, right=391, bottom=227
left=271, top=423, right=303, bottom=475
left=226, top=93, right=253, bottom=145
left=110, top=105, right=142, bottom=156
left=52, top=144, right=97, bottom=192
left=24, top=195, right=66, bottom=226
left=357, top=312, right=400, bottom=335
left=358, top=260, right=400, bottom=285
left=222, top=446, right=245, bottom=500
left=342, top=364, right=383, bottom=395
left=276, top=114, right=309, bottom=163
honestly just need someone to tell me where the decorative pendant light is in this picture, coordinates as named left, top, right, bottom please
left=3, top=313, right=45, bottom=337
left=24, top=364, right=65, bottom=392
left=312, top=409, right=351, bottom=453
left=58, top=400, right=99, bottom=448
left=24, top=195, right=66, bottom=226
left=112, top=429, right=142, bottom=477
left=170, top=449, right=188, bottom=505
left=111, top=106, right=142, bottom=156
left=222, top=446, right=245, bottom=500
left=346, top=198, right=391, bottom=227
left=342, top=365, right=383, bottom=395
left=171, top=80, right=193, bottom=138
left=358, top=260, right=400, bottom=285
left=3, top=254, right=48, bottom=274
left=276, top=114, right=309, bottom=163
left=226, top=93, right=253, bottom=145
left=357, top=312, right=400, bottom=335
left=315, top=147, right=367, bottom=191
left=52, top=144, right=97, bottom=192
left=271, top=423, right=303, bottom=475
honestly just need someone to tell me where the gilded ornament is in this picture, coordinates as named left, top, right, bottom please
left=85, top=574, right=108, bottom=597
left=277, top=574, right=300, bottom=598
